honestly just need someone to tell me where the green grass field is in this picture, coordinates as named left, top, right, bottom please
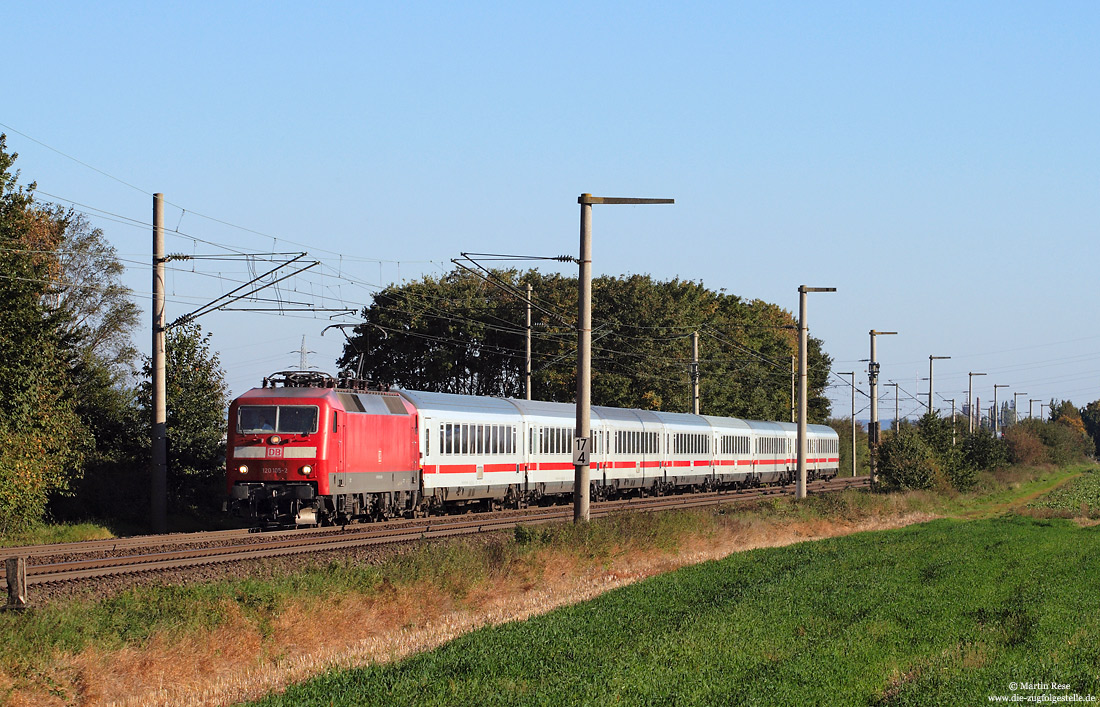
left=248, top=515, right=1100, bottom=706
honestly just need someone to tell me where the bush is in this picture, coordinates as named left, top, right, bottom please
left=912, top=414, right=975, bottom=491
left=961, top=430, right=1008, bottom=472
left=878, top=428, right=937, bottom=490
left=1005, top=424, right=1048, bottom=466
left=1038, top=421, right=1092, bottom=466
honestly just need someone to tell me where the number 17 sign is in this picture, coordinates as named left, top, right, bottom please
left=573, top=436, right=591, bottom=466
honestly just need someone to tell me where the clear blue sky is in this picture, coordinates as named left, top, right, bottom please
left=4, top=1, right=1098, bottom=421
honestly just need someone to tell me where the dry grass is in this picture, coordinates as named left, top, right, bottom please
left=11, top=510, right=932, bottom=707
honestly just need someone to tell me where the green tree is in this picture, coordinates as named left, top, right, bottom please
left=877, top=427, right=936, bottom=490
left=47, top=211, right=145, bottom=523
left=53, top=211, right=139, bottom=377
left=914, top=412, right=973, bottom=489
left=140, top=322, right=228, bottom=513
left=960, top=429, right=1008, bottom=473
left=0, top=135, right=86, bottom=533
left=1081, top=400, right=1100, bottom=457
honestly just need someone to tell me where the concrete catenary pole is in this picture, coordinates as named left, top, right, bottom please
left=1013, top=392, right=1028, bottom=425
left=151, top=193, right=167, bottom=534
left=576, top=197, right=593, bottom=524
left=1030, top=399, right=1039, bottom=419
left=968, top=372, right=986, bottom=434
left=574, top=194, right=672, bottom=523
left=993, top=384, right=1009, bottom=436
left=692, top=331, right=700, bottom=415
left=868, top=330, right=896, bottom=485
left=929, top=356, right=950, bottom=414
left=797, top=286, right=835, bottom=499
left=525, top=283, right=532, bottom=401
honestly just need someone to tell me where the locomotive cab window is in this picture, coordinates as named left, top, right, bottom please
left=238, top=405, right=318, bottom=435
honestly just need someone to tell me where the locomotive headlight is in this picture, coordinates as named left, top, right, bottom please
left=300, top=465, right=313, bottom=476
left=268, top=435, right=282, bottom=445
left=238, top=465, right=249, bottom=474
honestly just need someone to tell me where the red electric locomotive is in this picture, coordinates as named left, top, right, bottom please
left=226, top=371, right=421, bottom=526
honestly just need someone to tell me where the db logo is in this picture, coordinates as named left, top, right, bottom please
left=266, top=447, right=284, bottom=458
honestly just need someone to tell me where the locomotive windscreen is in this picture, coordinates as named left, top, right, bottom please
left=238, top=405, right=319, bottom=434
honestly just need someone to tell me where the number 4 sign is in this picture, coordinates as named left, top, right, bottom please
left=573, top=436, right=591, bottom=466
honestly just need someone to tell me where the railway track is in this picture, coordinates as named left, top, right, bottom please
left=3, top=476, right=867, bottom=599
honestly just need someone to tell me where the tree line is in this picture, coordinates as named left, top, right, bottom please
left=339, top=268, right=834, bottom=421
